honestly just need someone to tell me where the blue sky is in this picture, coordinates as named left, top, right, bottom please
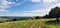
left=0, top=0, right=60, bottom=16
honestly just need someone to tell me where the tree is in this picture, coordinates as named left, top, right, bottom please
left=12, top=18, right=17, bottom=21
left=43, top=14, right=49, bottom=18
left=35, top=16, right=40, bottom=19
left=48, top=7, right=60, bottom=22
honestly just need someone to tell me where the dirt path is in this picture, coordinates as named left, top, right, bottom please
left=30, top=22, right=37, bottom=28
left=39, top=25, right=41, bottom=28
left=30, top=22, right=42, bottom=28
left=30, top=19, right=47, bottom=28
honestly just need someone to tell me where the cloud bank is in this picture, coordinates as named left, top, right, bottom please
left=20, top=0, right=60, bottom=16
left=0, top=0, right=60, bottom=16
left=0, top=0, right=60, bottom=12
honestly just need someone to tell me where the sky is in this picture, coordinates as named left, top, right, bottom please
left=0, top=0, right=60, bottom=16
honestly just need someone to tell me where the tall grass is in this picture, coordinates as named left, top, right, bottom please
left=0, top=19, right=60, bottom=28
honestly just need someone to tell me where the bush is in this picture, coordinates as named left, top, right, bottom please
left=35, top=16, right=40, bottom=19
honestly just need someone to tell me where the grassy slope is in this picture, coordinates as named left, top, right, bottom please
left=0, top=19, right=60, bottom=28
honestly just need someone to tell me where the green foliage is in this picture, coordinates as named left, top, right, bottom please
left=43, top=7, right=60, bottom=22
left=49, top=7, right=60, bottom=18
left=35, top=16, right=40, bottom=19
left=12, top=19, right=17, bottom=21
left=49, top=7, right=60, bottom=22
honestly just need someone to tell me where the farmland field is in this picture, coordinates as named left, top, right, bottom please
left=0, top=18, right=60, bottom=28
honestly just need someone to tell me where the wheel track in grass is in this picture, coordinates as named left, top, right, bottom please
left=30, top=21, right=42, bottom=28
left=30, top=22, right=37, bottom=28
left=30, top=19, right=49, bottom=28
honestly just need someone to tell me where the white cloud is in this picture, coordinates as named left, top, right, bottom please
left=53, top=3, right=60, bottom=7
left=20, top=13, right=42, bottom=16
left=31, top=0, right=41, bottom=2
left=0, top=9, right=9, bottom=12
left=13, top=0, right=60, bottom=16
left=23, top=8, right=51, bottom=16
left=0, top=0, right=60, bottom=16
left=43, top=0, right=56, bottom=3
left=24, top=9, right=50, bottom=13
left=0, top=0, right=25, bottom=12
left=30, top=0, right=59, bottom=3
left=0, top=0, right=16, bottom=12
left=22, top=3, right=60, bottom=16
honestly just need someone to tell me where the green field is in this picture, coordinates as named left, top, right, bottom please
left=0, top=18, right=60, bottom=28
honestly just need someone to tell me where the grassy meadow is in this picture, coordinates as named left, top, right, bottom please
left=0, top=18, right=59, bottom=28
